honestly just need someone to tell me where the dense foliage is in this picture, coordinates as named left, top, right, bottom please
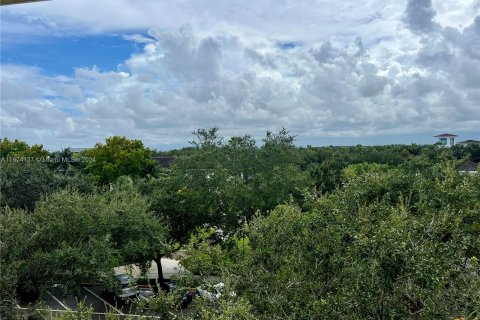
left=0, top=138, right=49, bottom=159
left=0, top=161, right=96, bottom=211
left=1, top=132, right=479, bottom=319
left=216, top=164, right=480, bottom=319
left=0, top=189, right=168, bottom=316
left=84, top=136, right=156, bottom=184
left=145, top=128, right=310, bottom=243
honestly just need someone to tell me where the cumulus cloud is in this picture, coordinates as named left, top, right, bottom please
left=403, top=0, right=438, bottom=33
left=1, top=1, right=479, bottom=149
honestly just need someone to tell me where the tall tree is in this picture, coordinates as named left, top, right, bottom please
left=51, top=147, right=74, bottom=174
left=85, top=136, right=155, bottom=184
left=0, top=189, right=169, bottom=304
left=148, top=128, right=311, bottom=257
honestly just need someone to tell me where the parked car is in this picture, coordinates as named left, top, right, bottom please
left=138, top=288, right=155, bottom=301
left=159, top=280, right=196, bottom=309
left=138, top=281, right=197, bottom=309
left=105, top=273, right=139, bottom=301
left=180, top=288, right=197, bottom=309
left=196, top=282, right=235, bottom=302
left=161, top=281, right=177, bottom=292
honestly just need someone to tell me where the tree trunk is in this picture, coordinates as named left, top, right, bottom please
left=154, top=255, right=165, bottom=284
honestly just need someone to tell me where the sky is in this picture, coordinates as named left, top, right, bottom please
left=0, top=0, right=479, bottom=150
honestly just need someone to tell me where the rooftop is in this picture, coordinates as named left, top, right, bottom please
left=434, top=133, right=458, bottom=137
left=458, top=161, right=479, bottom=172
left=457, top=139, right=480, bottom=144
left=152, top=156, right=176, bottom=168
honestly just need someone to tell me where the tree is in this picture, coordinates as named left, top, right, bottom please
left=190, top=128, right=224, bottom=149
left=85, top=136, right=155, bottom=184
left=189, top=165, right=480, bottom=319
left=0, top=139, right=56, bottom=211
left=148, top=128, right=310, bottom=244
left=0, top=207, right=35, bottom=317
left=50, top=148, right=74, bottom=174
left=104, top=189, right=171, bottom=284
left=0, top=138, right=49, bottom=159
left=341, top=162, right=390, bottom=181
left=0, top=162, right=57, bottom=211
left=238, top=128, right=310, bottom=215
left=143, top=129, right=310, bottom=287
left=0, top=161, right=96, bottom=211
left=0, top=189, right=169, bottom=306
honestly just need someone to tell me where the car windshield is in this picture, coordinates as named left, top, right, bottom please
left=116, top=274, right=134, bottom=285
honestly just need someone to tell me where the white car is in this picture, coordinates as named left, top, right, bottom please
left=106, top=273, right=139, bottom=300
left=196, top=283, right=235, bottom=302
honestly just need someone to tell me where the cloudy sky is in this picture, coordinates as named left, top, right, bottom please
left=1, top=0, right=479, bottom=150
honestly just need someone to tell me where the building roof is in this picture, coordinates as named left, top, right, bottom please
left=458, top=161, right=479, bottom=172
left=434, top=133, right=458, bottom=137
left=152, top=156, right=176, bottom=168
left=457, top=140, right=480, bottom=145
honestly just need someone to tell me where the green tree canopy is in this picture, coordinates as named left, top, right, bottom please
left=0, top=138, right=49, bottom=158
left=0, top=189, right=169, bottom=308
left=147, top=128, right=311, bottom=243
left=85, top=136, right=155, bottom=184
left=0, top=162, right=56, bottom=211
left=0, top=161, right=96, bottom=211
left=186, top=165, right=480, bottom=319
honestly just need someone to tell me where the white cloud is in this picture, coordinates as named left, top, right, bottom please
left=122, top=34, right=155, bottom=44
left=1, top=1, right=479, bottom=149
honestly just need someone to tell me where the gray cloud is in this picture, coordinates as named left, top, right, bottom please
left=403, top=0, right=438, bottom=33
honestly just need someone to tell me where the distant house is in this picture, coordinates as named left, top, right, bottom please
left=434, top=133, right=457, bottom=147
left=457, top=139, right=480, bottom=146
left=152, top=156, right=176, bottom=168
left=458, top=161, right=479, bottom=174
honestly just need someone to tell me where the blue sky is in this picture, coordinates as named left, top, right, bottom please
left=1, top=34, right=138, bottom=76
left=0, top=0, right=479, bottom=150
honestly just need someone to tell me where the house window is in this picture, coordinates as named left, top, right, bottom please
left=440, top=138, right=447, bottom=145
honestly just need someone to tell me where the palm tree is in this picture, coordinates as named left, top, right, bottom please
left=53, top=148, right=73, bottom=175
